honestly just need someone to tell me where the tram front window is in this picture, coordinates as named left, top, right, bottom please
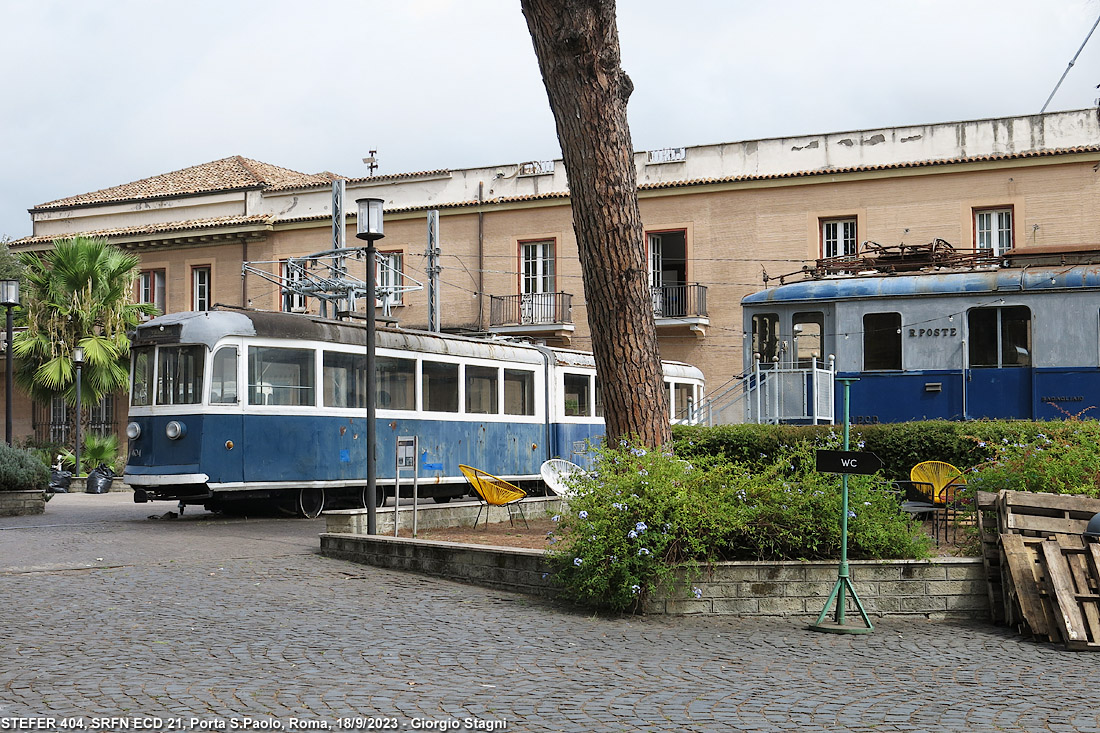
left=157, top=345, right=205, bottom=405
left=132, top=347, right=153, bottom=407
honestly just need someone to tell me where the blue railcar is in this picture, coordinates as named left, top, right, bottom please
left=123, top=309, right=703, bottom=514
left=741, top=262, right=1100, bottom=423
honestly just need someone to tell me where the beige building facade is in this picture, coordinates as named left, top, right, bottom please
left=9, top=108, right=1100, bottom=443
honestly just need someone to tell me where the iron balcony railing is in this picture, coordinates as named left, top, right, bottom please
left=490, top=292, right=573, bottom=327
left=651, top=283, right=707, bottom=319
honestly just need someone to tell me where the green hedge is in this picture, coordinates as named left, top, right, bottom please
left=673, top=420, right=1079, bottom=480
left=0, top=442, right=50, bottom=492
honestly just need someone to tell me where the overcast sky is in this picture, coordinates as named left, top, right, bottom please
left=2, top=0, right=1099, bottom=241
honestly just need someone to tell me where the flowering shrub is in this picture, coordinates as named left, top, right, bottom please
left=967, top=422, right=1100, bottom=496
left=547, top=438, right=930, bottom=612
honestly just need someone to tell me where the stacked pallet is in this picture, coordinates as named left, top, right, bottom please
left=985, top=490, right=1100, bottom=651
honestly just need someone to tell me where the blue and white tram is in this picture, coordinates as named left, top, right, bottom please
left=742, top=263, right=1100, bottom=423
left=123, top=309, right=704, bottom=513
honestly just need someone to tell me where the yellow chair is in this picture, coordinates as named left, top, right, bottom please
left=459, top=465, right=529, bottom=529
left=910, top=460, right=968, bottom=543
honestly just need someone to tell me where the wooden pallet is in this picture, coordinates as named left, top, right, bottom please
left=1040, top=535, right=1100, bottom=651
left=975, top=491, right=1004, bottom=624
left=990, top=490, right=1100, bottom=651
left=997, top=490, right=1100, bottom=536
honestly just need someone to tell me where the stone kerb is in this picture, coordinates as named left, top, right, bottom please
left=325, top=495, right=563, bottom=535
left=319, top=532, right=989, bottom=620
left=0, top=489, right=47, bottom=516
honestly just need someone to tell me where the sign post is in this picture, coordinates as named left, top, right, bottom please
left=810, top=377, right=874, bottom=634
left=394, top=436, right=418, bottom=537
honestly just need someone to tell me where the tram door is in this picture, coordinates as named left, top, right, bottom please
left=964, top=306, right=1033, bottom=419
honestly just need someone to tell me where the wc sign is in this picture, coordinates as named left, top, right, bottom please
left=815, top=449, right=884, bottom=475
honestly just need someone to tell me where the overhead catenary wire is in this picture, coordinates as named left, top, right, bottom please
left=1040, top=12, right=1100, bottom=113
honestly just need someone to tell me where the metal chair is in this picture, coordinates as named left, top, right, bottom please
left=459, top=464, right=528, bottom=528
left=909, top=460, right=968, bottom=544
left=539, top=458, right=585, bottom=498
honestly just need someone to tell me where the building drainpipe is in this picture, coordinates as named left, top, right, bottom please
left=478, top=182, right=485, bottom=331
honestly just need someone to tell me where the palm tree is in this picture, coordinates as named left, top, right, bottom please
left=12, top=237, right=158, bottom=407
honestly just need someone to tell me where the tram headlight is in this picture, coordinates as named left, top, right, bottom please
left=126, top=422, right=142, bottom=440
left=165, top=420, right=187, bottom=440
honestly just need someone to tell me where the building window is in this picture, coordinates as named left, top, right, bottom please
left=974, top=207, right=1013, bottom=256
left=968, top=306, right=1030, bottom=367
left=281, top=260, right=308, bottom=313
left=821, top=218, right=857, bottom=259
left=192, top=266, right=211, bottom=311
left=520, top=239, right=556, bottom=323
left=864, top=312, right=902, bottom=370
left=376, top=251, right=404, bottom=308
left=139, top=269, right=166, bottom=315
left=648, top=230, right=687, bottom=316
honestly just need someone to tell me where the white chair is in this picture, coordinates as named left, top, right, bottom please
left=540, top=459, right=585, bottom=498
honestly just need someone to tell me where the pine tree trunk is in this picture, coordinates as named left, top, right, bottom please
left=522, top=0, right=671, bottom=448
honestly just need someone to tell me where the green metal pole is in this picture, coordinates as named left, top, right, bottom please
left=810, top=377, right=873, bottom=634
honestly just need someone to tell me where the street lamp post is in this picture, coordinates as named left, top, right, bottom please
left=0, top=280, right=19, bottom=446
left=73, top=346, right=85, bottom=478
left=355, top=197, right=385, bottom=535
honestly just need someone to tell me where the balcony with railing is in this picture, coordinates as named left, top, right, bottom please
left=489, top=292, right=575, bottom=344
left=651, top=283, right=709, bottom=336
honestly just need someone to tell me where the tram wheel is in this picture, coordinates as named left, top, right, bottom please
left=431, top=496, right=452, bottom=504
left=359, top=485, right=384, bottom=508
left=297, top=488, right=325, bottom=518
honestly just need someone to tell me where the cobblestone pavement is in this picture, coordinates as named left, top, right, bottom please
left=1, top=494, right=1098, bottom=732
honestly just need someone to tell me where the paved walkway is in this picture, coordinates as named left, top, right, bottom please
left=1, top=493, right=1097, bottom=732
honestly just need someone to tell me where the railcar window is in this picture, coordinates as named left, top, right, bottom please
left=751, top=313, right=779, bottom=364
left=864, top=312, right=902, bottom=370
left=209, top=347, right=238, bottom=404
left=322, top=352, right=364, bottom=408
left=132, top=347, right=153, bottom=407
left=465, top=365, right=499, bottom=414
left=422, top=361, right=459, bottom=412
left=248, top=347, right=315, bottom=406
left=968, top=306, right=1031, bottom=367
left=378, top=356, right=414, bottom=410
left=594, top=377, right=604, bottom=417
left=673, top=382, right=695, bottom=421
left=156, top=345, right=205, bottom=405
left=793, top=312, right=825, bottom=367
left=564, top=373, right=591, bottom=416
left=504, top=369, right=535, bottom=416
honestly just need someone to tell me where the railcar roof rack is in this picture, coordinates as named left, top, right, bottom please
left=763, top=239, right=1003, bottom=285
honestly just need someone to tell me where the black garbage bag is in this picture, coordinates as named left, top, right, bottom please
left=85, top=465, right=115, bottom=494
left=48, top=469, right=72, bottom=493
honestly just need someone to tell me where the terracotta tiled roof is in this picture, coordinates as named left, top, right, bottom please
left=34, top=156, right=339, bottom=210
left=8, top=214, right=275, bottom=248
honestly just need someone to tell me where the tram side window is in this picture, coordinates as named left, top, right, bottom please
left=864, top=312, right=902, bottom=370
left=323, top=351, right=363, bottom=408
left=209, top=347, right=238, bottom=404
left=504, top=369, right=535, bottom=416
left=752, top=313, right=779, bottom=364
left=157, top=345, right=205, bottom=405
left=378, top=356, right=414, bottom=410
left=594, top=377, right=604, bottom=417
left=422, top=361, right=459, bottom=412
left=132, top=347, right=153, bottom=406
left=673, top=382, right=695, bottom=421
left=968, top=306, right=1031, bottom=367
left=793, top=312, right=825, bottom=367
left=466, top=365, right=499, bottom=414
left=248, top=347, right=315, bottom=406
left=564, top=373, right=591, bottom=416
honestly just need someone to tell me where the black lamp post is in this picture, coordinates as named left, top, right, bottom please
left=73, top=345, right=84, bottom=477
left=355, top=197, right=384, bottom=535
left=0, top=279, right=19, bottom=446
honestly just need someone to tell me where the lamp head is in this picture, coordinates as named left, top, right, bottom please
left=73, top=346, right=85, bottom=365
left=0, top=279, right=19, bottom=307
left=355, top=198, right=385, bottom=242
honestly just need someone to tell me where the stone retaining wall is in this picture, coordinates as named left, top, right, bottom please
left=319, top=532, right=989, bottom=619
left=0, top=490, right=46, bottom=516
left=324, top=496, right=562, bottom=535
